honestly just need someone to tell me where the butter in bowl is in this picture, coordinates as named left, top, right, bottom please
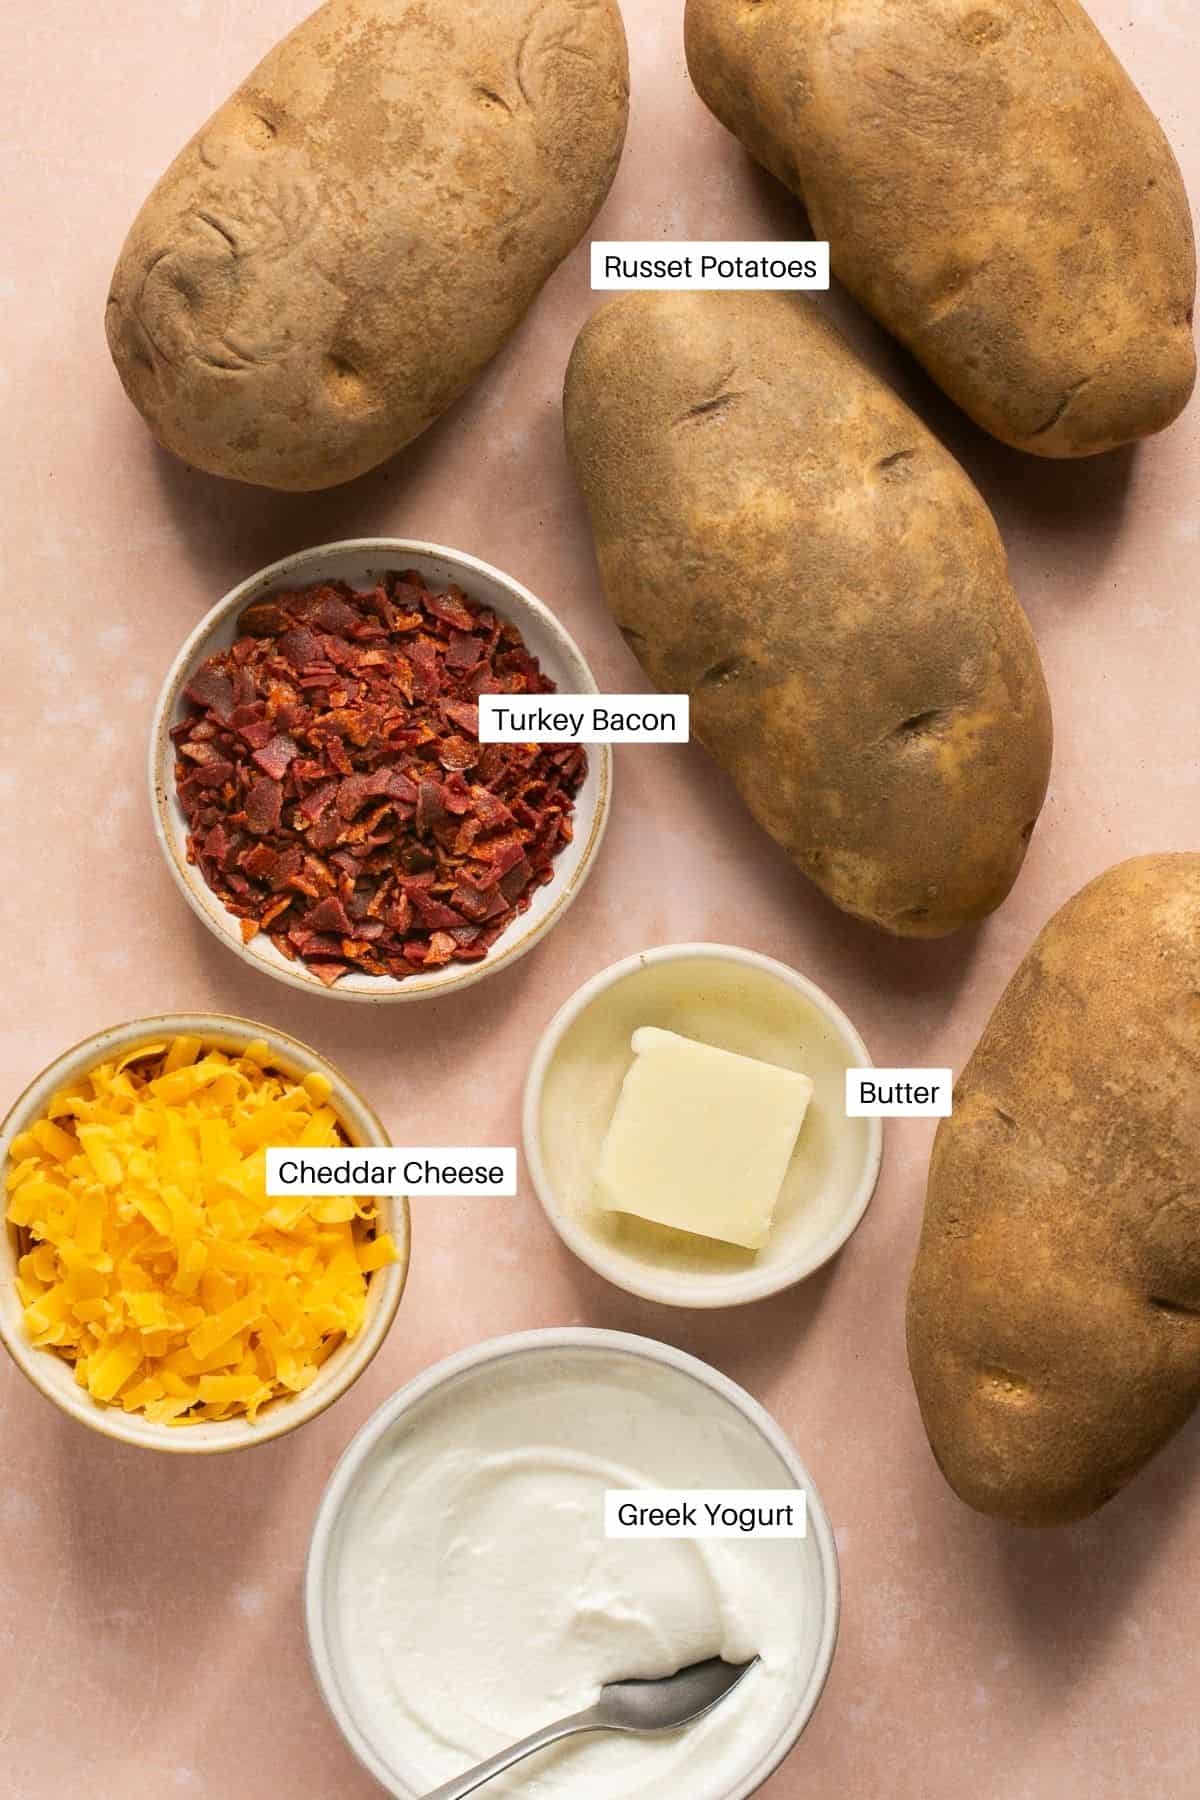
left=524, top=945, right=883, bottom=1307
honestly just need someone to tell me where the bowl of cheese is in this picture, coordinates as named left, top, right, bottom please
left=524, top=945, right=883, bottom=1308
left=0, top=1015, right=409, bottom=1451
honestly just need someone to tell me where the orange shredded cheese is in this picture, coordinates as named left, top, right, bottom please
left=6, top=1037, right=399, bottom=1424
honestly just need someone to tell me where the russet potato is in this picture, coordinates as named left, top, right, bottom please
left=685, top=0, right=1196, bottom=456
left=908, top=856, right=1200, bottom=1524
left=564, top=291, right=1052, bottom=937
left=107, top=0, right=629, bottom=490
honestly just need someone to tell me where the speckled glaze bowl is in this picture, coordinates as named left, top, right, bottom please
left=0, top=1014, right=409, bottom=1453
left=150, top=540, right=612, bottom=1003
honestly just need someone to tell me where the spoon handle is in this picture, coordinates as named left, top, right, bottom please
left=421, top=1708, right=604, bottom=1800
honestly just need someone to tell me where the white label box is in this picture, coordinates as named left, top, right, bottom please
left=845, top=1070, right=954, bottom=1118
left=478, top=694, right=689, bottom=745
left=606, top=1490, right=808, bottom=1540
left=592, top=241, right=830, bottom=291
left=265, top=1148, right=518, bottom=1197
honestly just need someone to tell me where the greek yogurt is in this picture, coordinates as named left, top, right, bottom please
left=312, top=1336, right=831, bottom=1800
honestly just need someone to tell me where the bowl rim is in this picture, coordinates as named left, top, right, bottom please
left=0, top=1012, right=410, bottom=1454
left=148, top=537, right=613, bottom=1004
left=304, top=1324, right=841, bottom=1800
left=521, top=943, right=885, bottom=1308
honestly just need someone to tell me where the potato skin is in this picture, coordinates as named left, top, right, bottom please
left=908, top=856, right=1200, bottom=1526
left=106, top=0, right=628, bottom=491
left=564, top=292, right=1051, bottom=937
left=685, top=0, right=1196, bottom=457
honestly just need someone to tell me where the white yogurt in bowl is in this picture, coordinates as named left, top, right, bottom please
left=306, top=1329, right=838, bottom=1800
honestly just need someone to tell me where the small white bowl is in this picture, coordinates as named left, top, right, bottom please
left=150, top=539, right=612, bottom=1003
left=524, top=945, right=883, bottom=1308
left=0, top=1014, right=410, bottom=1454
left=305, top=1327, right=840, bottom=1800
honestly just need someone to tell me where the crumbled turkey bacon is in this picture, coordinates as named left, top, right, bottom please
left=173, top=573, right=586, bottom=986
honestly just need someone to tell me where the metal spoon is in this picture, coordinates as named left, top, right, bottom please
left=422, top=1655, right=759, bottom=1800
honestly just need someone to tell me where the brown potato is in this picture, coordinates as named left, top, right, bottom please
left=908, top=856, right=1200, bottom=1525
left=685, top=0, right=1196, bottom=457
left=106, top=0, right=628, bottom=490
left=564, top=291, right=1052, bottom=937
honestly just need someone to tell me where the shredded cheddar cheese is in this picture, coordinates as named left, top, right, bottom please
left=6, top=1038, right=398, bottom=1424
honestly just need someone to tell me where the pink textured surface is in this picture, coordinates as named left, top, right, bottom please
left=1, top=2, right=1197, bottom=1796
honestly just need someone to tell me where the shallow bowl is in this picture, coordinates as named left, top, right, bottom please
left=0, top=1013, right=409, bottom=1452
left=305, top=1327, right=840, bottom=1798
left=150, top=539, right=612, bottom=1002
left=523, top=944, right=883, bottom=1307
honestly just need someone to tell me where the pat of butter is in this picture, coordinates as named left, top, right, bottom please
left=594, top=1027, right=814, bottom=1251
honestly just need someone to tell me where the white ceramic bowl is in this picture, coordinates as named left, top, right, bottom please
left=305, top=1327, right=839, bottom=1800
left=0, top=1014, right=409, bottom=1453
left=524, top=945, right=883, bottom=1308
left=150, top=539, right=612, bottom=1003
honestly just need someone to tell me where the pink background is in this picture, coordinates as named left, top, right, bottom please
left=2, top=2, right=1198, bottom=1795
